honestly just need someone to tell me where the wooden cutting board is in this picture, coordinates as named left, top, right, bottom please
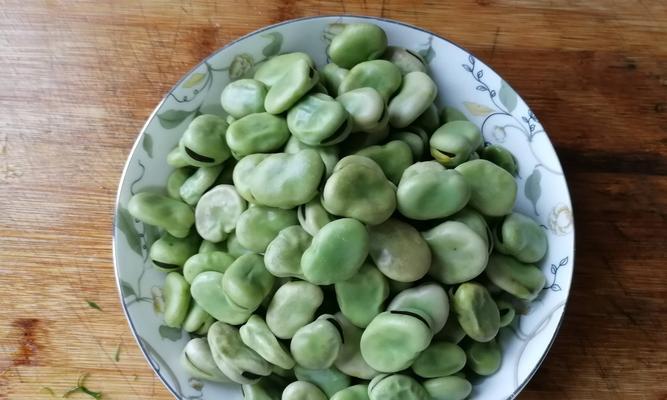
left=1, top=1, right=666, bottom=399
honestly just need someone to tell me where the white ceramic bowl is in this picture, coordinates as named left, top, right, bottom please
left=113, top=15, right=574, bottom=400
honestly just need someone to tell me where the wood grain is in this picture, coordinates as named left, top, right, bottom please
left=0, top=1, right=666, bottom=399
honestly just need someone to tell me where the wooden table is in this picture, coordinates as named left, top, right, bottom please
left=1, top=1, right=665, bottom=399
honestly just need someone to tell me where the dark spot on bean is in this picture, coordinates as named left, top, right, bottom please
left=439, top=150, right=457, bottom=158
left=405, top=49, right=426, bottom=66
left=309, top=67, right=316, bottom=79
left=241, top=371, right=264, bottom=380
left=184, top=146, right=215, bottom=163
left=152, top=260, right=181, bottom=270
left=12, top=318, right=40, bottom=366
left=389, top=310, right=431, bottom=328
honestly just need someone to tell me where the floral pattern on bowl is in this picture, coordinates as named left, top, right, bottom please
left=113, top=15, right=574, bottom=400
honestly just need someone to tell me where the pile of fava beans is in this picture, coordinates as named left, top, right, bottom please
left=128, top=22, right=548, bottom=400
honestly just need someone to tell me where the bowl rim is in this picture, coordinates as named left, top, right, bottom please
left=112, top=14, right=575, bottom=400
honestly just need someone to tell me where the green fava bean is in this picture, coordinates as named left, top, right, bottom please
left=486, top=253, right=546, bottom=301
left=249, top=150, right=325, bottom=209
left=227, top=231, right=254, bottom=259
left=321, top=63, right=349, bottom=96
left=301, top=218, right=369, bottom=285
left=412, top=342, right=466, bottom=378
left=227, top=112, right=290, bottom=158
left=334, top=313, right=379, bottom=379
left=182, top=302, right=214, bottom=334
left=288, top=94, right=351, bottom=146
left=397, top=162, right=470, bottom=220
left=223, top=253, right=275, bottom=311
left=496, top=299, right=516, bottom=327
left=285, top=136, right=339, bottom=177
left=388, top=283, right=449, bottom=333
left=195, top=184, right=247, bottom=242
left=335, top=262, right=389, bottom=328
left=233, top=154, right=271, bottom=203
left=389, top=131, right=425, bottom=160
left=452, top=283, right=500, bottom=342
left=240, top=315, right=295, bottom=370
left=281, top=381, right=327, bottom=400
left=128, top=192, right=194, bottom=238
left=331, top=384, right=370, bottom=400
left=149, top=231, right=201, bottom=272
left=360, top=311, right=432, bottom=372
left=430, top=121, right=482, bottom=167
left=338, top=60, right=402, bottom=101
left=291, top=314, right=343, bottom=369
left=435, top=313, right=467, bottom=344
left=422, top=376, right=472, bottom=400
left=464, top=338, right=502, bottom=375
left=208, top=321, right=272, bottom=384
left=294, top=366, right=351, bottom=398
left=162, top=272, right=191, bottom=328
left=388, top=71, right=438, bottom=128
left=413, top=103, right=440, bottom=134
left=181, top=337, right=232, bottom=383
left=368, top=374, right=429, bottom=400
left=179, top=164, right=223, bottom=206
left=221, top=78, right=267, bottom=118
left=494, top=212, right=548, bottom=263
left=439, top=106, right=468, bottom=125
left=297, top=198, right=334, bottom=236
left=264, top=225, right=311, bottom=279
left=236, top=205, right=298, bottom=253
left=355, top=140, right=413, bottom=184
left=480, top=144, right=518, bottom=176
left=179, top=114, right=230, bottom=167
left=167, top=146, right=191, bottom=168
left=448, top=207, right=492, bottom=252
left=327, top=23, right=388, bottom=69
left=337, top=87, right=386, bottom=132
left=383, top=46, right=427, bottom=75
left=423, top=221, right=488, bottom=284
left=322, top=156, right=396, bottom=225
left=191, top=271, right=252, bottom=324
left=166, top=167, right=193, bottom=200
left=265, top=59, right=319, bottom=114
left=266, top=281, right=323, bottom=339
left=455, top=159, right=518, bottom=217
left=254, top=52, right=314, bottom=87
left=183, top=251, right=235, bottom=283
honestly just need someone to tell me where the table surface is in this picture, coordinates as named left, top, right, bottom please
left=1, top=1, right=666, bottom=399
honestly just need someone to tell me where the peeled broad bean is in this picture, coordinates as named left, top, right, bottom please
left=422, top=376, right=472, bottom=400
left=301, top=218, right=369, bottom=285
left=455, top=159, right=517, bottom=217
left=183, top=302, right=214, bottom=334
left=494, top=212, right=548, bottom=263
left=254, top=52, right=314, bottom=87
left=397, top=161, right=470, bottom=220
left=222, top=253, right=275, bottom=311
left=360, top=311, right=432, bottom=372
left=235, top=205, right=298, bottom=253
left=330, top=384, right=370, bottom=400
left=181, top=338, right=232, bottom=383
left=281, top=381, right=328, bottom=400
left=297, top=198, right=333, bottom=236
left=411, top=342, right=466, bottom=378
left=179, top=114, right=230, bottom=167
left=321, top=63, right=349, bottom=96
left=480, top=144, right=518, bottom=176
left=430, top=121, right=482, bottom=167
left=322, top=156, right=396, bottom=225
left=166, top=167, right=193, bottom=200
left=388, top=283, right=449, bottom=333
left=264, top=59, right=319, bottom=114
left=287, top=94, right=351, bottom=146
left=448, top=207, right=492, bottom=252
left=486, top=253, right=546, bottom=301
left=334, top=313, right=379, bottom=379
left=249, top=150, right=325, bottom=209
left=422, top=221, right=488, bottom=284
left=452, top=283, right=500, bottom=342
left=128, top=192, right=194, bottom=238
left=335, top=262, right=389, bottom=328
left=233, top=154, right=271, bottom=203
left=195, top=184, right=247, bottom=242
left=264, top=225, right=311, bottom=279
left=266, top=281, right=323, bottom=339
left=227, top=112, right=290, bottom=158
left=464, top=338, right=502, bottom=376
left=388, top=71, right=437, bottom=128
left=294, top=366, right=351, bottom=398
left=291, top=314, right=343, bottom=369
left=284, top=136, right=339, bottom=177
left=179, top=164, right=223, bottom=206
left=338, top=60, right=402, bottom=101
left=191, top=271, right=252, bottom=324
left=367, top=218, right=431, bottom=282
left=149, top=231, right=201, bottom=272
left=383, top=46, right=427, bottom=75
left=327, top=23, right=387, bottom=69
left=221, top=78, right=267, bottom=118
left=337, top=87, right=386, bottom=132
left=208, top=321, right=272, bottom=384
left=355, top=140, right=413, bottom=184
left=240, top=315, right=295, bottom=370
left=368, top=374, right=429, bottom=400
left=162, top=272, right=191, bottom=328
left=167, top=146, right=191, bottom=168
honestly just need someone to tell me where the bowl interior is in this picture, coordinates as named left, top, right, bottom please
left=113, top=15, right=574, bottom=400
